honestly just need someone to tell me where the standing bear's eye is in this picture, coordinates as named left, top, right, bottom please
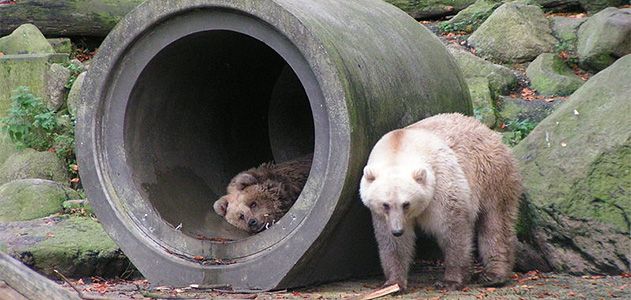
left=402, top=202, right=410, bottom=210
left=382, top=203, right=390, bottom=211
left=239, top=214, right=245, bottom=220
left=250, top=202, right=257, bottom=209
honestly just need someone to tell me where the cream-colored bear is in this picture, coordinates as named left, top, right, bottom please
left=360, top=113, right=521, bottom=291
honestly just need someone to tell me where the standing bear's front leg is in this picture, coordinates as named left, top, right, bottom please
left=371, top=213, right=416, bottom=291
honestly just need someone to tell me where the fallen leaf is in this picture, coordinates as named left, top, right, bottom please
left=486, top=287, right=496, bottom=292
left=193, top=255, right=205, bottom=261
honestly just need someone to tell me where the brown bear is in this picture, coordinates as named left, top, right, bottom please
left=360, top=113, right=522, bottom=291
left=213, top=155, right=312, bottom=233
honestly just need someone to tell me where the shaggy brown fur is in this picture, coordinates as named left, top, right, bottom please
left=214, top=155, right=312, bottom=233
left=360, top=113, right=522, bottom=291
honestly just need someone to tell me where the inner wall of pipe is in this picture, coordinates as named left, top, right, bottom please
left=124, top=30, right=315, bottom=239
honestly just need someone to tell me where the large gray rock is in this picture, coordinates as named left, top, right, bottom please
left=0, top=148, right=68, bottom=185
left=551, top=16, right=588, bottom=52
left=466, top=77, right=497, bottom=127
left=0, top=216, right=136, bottom=278
left=468, top=2, right=558, bottom=63
left=577, top=7, right=631, bottom=72
left=67, top=71, right=87, bottom=117
left=0, top=24, right=54, bottom=55
left=0, top=179, right=79, bottom=222
left=45, top=63, right=71, bottom=111
left=515, top=54, right=631, bottom=234
left=526, top=53, right=584, bottom=96
left=447, top=44, right=518, bottom=95
left=514, top=55, right=631, bottom=275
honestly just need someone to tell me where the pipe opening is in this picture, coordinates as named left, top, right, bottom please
left=124, top=30, right=314, bottom=241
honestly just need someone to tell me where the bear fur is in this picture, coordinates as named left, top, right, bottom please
left=214, top=155, right=312, bottom=233
left=360, top=113, right=521, bottom=291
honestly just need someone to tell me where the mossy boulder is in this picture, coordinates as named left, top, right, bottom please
left=466, top=77, right=497, bottom=127
left=0, top=131, right=19, bottom=166
left=0, top=53, right=69, bottom=118
left=0, top=148, right=68, bottom=185
left=526, top=53, right=584, bottom=96
left=578, top=0, right=627, bottom=14
left=45, top=63, right=72, bottom=111
left=447, top=44, right=518, bottom=95
left=385, top=0, right=476, bottom=19
left=577, top=7, right=631, bottom=72
left=0, top=216, right=137, bottom=278
left=514, top=54, right=631, bottom=234
left=0, top=24, right=54, bottom=55
left=468, top=2, right=558, bottom=63
left=0, top=179, right=79, bottom=222
left=498, top=95, right=562, bottom=124
left=46, top=38, right=72, bottom=54
left=551, top=16, right=588, bottom=52
left=440, top=0, right=503, bottom=33
left=67, top=71, right=87, bottom=117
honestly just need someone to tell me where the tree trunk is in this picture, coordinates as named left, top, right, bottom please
left=0, top=0, right=144, bottom=37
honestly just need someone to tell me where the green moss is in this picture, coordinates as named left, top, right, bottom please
left=439, top=0, right=502, bottom=33
left=562, top=141, right=631, bottom=233
left=0, top=149, right=68, bottom=185
left=385, top=0, right=476, bottom=18
left=0, top=179, right=79, bottom=222
left=27, top=216, right=124, bottom=277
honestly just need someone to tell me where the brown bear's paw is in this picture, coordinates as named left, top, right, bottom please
left=383, top=278, right=407, bottom=292
left=433, top=280, right=464, bottom=291
left=479, top=273, right=511, bottom=287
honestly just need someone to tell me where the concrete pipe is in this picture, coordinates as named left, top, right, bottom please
left=76, top=0, right=471, bottom=290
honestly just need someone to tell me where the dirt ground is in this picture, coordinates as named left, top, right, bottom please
left=58, top=266, right=630, bottom=300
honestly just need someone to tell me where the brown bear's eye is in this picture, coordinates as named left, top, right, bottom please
left=382, top=203, right=390, bottom=211
left=402, top=202, right=410, bottom=210
left=250, top=202, right=257, bottom=209
left=239, top=214, right=245, bottom=220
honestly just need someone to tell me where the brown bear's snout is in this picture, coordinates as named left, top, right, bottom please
left=248, top=219, right=259, bottom=229
left=391, top=229, right=404, bottom=237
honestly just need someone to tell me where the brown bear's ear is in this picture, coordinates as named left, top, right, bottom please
left=232, top=173, right=258, bottom=191
left=363, top=166, right=376, bottom=182
left=213, top=195, right=230, bottom=216
left=413, top=168, right=427, bottom=184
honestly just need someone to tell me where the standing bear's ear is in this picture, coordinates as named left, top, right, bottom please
left=413, top=168, right=427, bottom=184
left=213, top=195, right=231, bottom=216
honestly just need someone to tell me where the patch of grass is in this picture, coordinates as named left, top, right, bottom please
left=503, top=118, right=536, bottom=146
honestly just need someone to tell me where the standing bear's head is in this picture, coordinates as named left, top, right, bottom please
left=359, top=163, right=436, bottom=236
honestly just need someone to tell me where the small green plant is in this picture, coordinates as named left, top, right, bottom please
left=503, top=118, right=536, bottom=146
left=64, top=62, right=83, bottom=89
left=1, top=86, right=76, bottom=163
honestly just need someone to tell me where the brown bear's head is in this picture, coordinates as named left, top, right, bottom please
left=213, top=174, right=289, bottom=233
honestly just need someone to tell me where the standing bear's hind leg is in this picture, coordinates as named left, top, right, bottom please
left=476, top=205, right=517, bottom=286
